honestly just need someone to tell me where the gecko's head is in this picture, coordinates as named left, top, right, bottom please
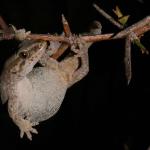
left=5, top=41, right=47, bottom=77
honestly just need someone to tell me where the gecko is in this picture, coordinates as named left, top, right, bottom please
left=0, top=21, right=102, bottom=140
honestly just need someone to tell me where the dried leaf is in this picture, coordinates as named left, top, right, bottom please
left=113, top=6, right=130, bottom=26
left=119, top=15, right=130, bottom=26
left=113, top=6, right=123, bottom=18
left=133, top=39, right=149, bottom=54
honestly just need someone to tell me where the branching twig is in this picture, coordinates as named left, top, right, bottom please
left=113, top=16, right=150, bottom=39
left=1, top=16, right=149, bottom=44
left=0, top=6, right=150, bottom=84
left=93, top=3, right=150, bottom=84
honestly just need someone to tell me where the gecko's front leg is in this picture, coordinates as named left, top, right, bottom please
left=58, top=21, right=102, bottom=87
left=68, top=38, right=90, bottom=87
left=68, top=20, right=102, bottom=87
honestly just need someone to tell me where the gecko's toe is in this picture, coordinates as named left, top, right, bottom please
left=19, top=119, right=39, bottom=140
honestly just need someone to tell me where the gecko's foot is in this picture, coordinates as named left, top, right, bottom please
left=69, top=35, right=88, bottom=57
left=69, top=35, right=80, bottom=54
left=69, top=35, right=87, bottom=55
left=18, top=119, right=38, bottom=140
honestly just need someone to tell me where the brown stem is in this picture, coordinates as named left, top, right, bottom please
left=26, top=34, right=69, bottom=43
left=62, top=14, right=72, bottom=36
left=82, top=33, right=113, bottom=42
left=51, top=14, right=72, bottom=59
left=26, top=33, right=114, bottom=43
left=124, top=36, right=132, bottom=85
left=51, top=43, right=69, bottom=59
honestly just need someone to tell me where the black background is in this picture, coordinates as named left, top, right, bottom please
left=0, top=0, right=150, bottom=149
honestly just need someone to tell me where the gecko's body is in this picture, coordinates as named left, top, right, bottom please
left=0, top=21, right=101, bottom=140
left=0, top=40, right=89, bottom=140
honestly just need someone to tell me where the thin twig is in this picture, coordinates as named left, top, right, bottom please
left=124, top=36, right=132, bottom=84
left=62, top=14, right=72, bottom=36
left=52, top=14, right=71, bottom=59
left=93, top=3, right=124, bottom=29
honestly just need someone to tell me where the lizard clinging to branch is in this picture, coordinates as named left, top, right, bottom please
left=0, top=20, right=102, bottom=140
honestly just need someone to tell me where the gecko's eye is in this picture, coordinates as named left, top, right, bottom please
left=19, top=51, right=29, bottom=59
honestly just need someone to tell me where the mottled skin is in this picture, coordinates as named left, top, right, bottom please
left=0, top=41, right=90, bottom=140
left=0, top=21, right=101, bottom=140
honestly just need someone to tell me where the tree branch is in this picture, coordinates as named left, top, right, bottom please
left=0, top=6, right=150, bottom=84
left=0, top=16, right=149, bottom=44
left=93, top=3, right=124, bottom=29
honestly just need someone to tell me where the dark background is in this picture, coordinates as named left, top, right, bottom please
left=0, top=0, right=150, bottom=149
